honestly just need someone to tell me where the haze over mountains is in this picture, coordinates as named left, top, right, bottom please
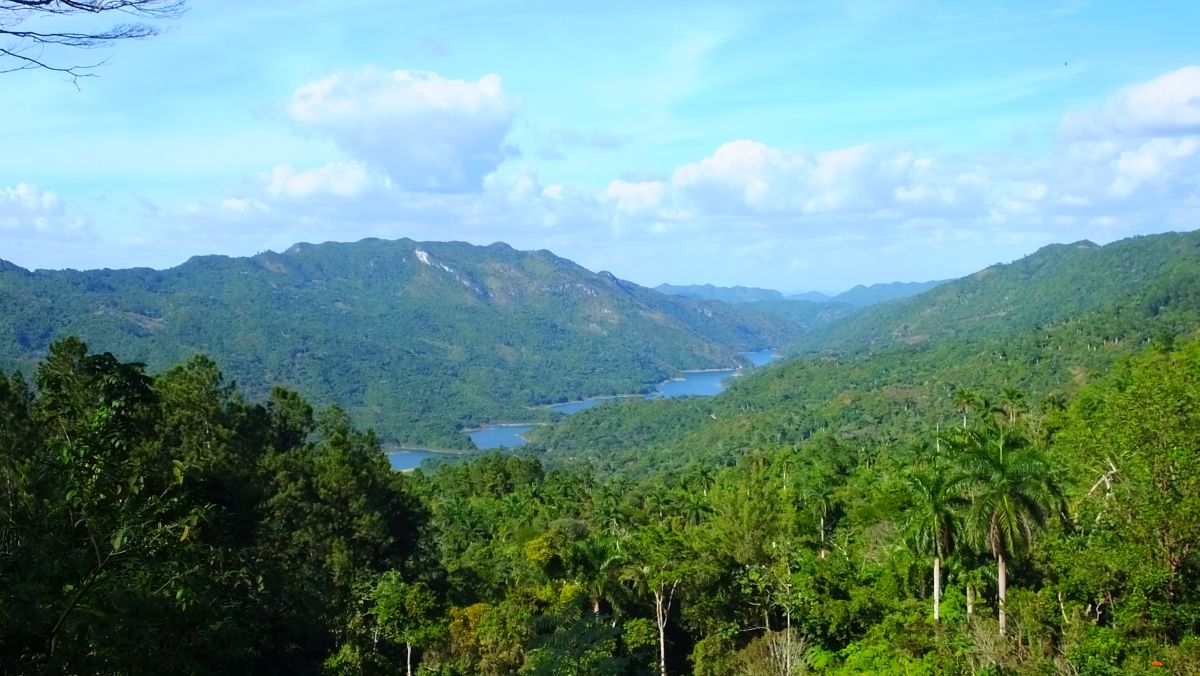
left=0, top=238, right=794, bottom=448
left=655, top=279, right=945, bottom=307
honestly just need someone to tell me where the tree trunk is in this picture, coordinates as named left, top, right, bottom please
left=656, top=590, right=668, bottom=676
left=406, top=642, right=413, bottom=676
left=933, top=556, right=941, bottom=621
left=998, top=552, right=1007, bottom=636
left=654, top=582, right=678, bottom=676
left=967, top=583, right=975, bottom=617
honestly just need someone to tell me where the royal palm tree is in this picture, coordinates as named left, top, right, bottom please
left=958, top=421, right=1058, bottom=635
left=901, top=462, right=969, bottom=621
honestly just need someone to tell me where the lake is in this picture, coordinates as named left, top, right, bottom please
left=648, top=369, right=735, bottom=398
left=387, top=449, right=445, bottom=471
left=455, top=350, right=779, bottom=454
left=466, top=424, right=537, bottom=449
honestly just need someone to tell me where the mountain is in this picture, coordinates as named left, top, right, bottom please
left=0, top=238, right=797, bottom=447
left=795, top=235, right=1200, bottom=354
left=785, top=290, right=831, bottom=302
left=654, top=283, right=784, bottom=304
left=827, top=279, right=946, bottom=307
left=736, top=298, right=861, bottom=330
left=529, top=230, right=1200, bottom=473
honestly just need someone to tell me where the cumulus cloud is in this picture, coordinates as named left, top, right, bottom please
left=604, top=179, right=665, bottom=214
left=0, top=183, right=63, bottom=219
left=1063, top=65, right=1200, bottom=139
left=286, top=68, right=517, bottom=192
left=266, top=162, right=378, bottom=198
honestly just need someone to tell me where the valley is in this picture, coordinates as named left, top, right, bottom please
left=7, top=230, right=1200, bottom=674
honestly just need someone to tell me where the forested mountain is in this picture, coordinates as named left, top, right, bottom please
left=827, top=278, right=946, bottom=307
left=0, top=238, right=796, bottom=447
left=793, top=234, right=1200, bottom=354
left=735, top=298, right=860, bottom=331
left=654, top=284, right=784, bottom=304
left=529, top=229, right=1200, bottom=473
left=656, top=280, right=944, bottom=309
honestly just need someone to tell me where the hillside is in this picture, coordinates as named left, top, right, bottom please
left=0, top=238, right=797, bottom=447
left=793, top=234, right=1200, bottom=354
left=654, top=283, right=784, bottom=304
left=529, top=229, right=1200, bottom=472
left=828, top=278, right=947, bottom=306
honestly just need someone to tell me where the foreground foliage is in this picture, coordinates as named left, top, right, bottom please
left=3, top=336, right=1200, bottom=673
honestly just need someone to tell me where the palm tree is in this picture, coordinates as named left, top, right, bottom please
left=901, top=462, right=969, bottom=621
left=951, top=388, right=978, bottom=429
left=958, top=421, right=1058, bottom=635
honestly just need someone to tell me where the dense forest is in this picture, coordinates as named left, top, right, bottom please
left=0, top=239, right=794, bottom=448
left=3, top=329, right=1199, bottom=672
left=4, top=231, right=1200, bottom=673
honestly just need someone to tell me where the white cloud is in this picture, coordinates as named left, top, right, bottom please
left=1063, top=65, right=1200, bottom=139
left=286, top=68, right=516, bottom=192
left=220, top=198, right=270, bottom=215
left=604, top=179, right=665, bottom=214
left=670, top=141, right=910, bottom=215
left=0, top=183, right=63, bottom=218
left=1108, top=136, right=1200, bottom=197
left=266, top=162, right=376, bottom=198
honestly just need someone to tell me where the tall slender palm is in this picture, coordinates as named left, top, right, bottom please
left=951, top=388, right=978, bottom=429
left=901, top=462, right=969, bottom=621
left=958, top=421, right=1058, bottom=635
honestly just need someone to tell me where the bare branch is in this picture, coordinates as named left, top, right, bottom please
left=0, top=0, right=185, bottom=76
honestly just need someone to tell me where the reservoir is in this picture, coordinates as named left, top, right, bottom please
left=466, top=423, right=537, bottom=449
left=387, top=449, right=445, bottom=471
left=649, top=369, right=734, bottom=398
left=459, top=350, right=779, bottom=452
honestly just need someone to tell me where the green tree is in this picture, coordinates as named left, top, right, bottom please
left=956, top=420, right=1059, bottom=635
left=371, top=572, right=443, bottom=676
left=900, top=461, right=968, bottom=621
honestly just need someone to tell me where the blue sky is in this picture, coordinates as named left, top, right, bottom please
left=2, top=0, right=1199, bottom=292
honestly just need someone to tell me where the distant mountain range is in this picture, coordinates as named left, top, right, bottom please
left=0, top=238, right=797, bottom=447
left=656, top=279, right=946, bottom=308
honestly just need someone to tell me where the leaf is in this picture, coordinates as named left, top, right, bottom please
left=111, top=528, right=127, bottom=552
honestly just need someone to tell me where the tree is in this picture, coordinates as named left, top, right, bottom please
left=901, top=462, right=968, bottom=621
left=371, top=573, right=442, bottom=676
left=0, top=0, right=185, bottom=78
left=956, top=420, right=1058, bottom=635
left=622, top=525, right=693, bottom=676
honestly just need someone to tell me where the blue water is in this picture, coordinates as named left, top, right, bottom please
left=546, top=398, right=606, bottom=414
left=460, top=350, right=779, bottom=451
left=387, top=449, right=441, bottom=471
left=649, top=369, right=735, bottom=399
left=467, top=424, right=536, bottom=449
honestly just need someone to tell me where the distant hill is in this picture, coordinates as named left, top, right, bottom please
left=0, top=238, right=797, bottom=447
left=737, top=298, right=861, bottom=330
left=785, top=291, right=831, bottom=302
left=828, top=279, right=946, bottom=307
left=654, top=283, right=784, bottom=304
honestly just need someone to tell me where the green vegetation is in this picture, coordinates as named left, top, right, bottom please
left=528, top=230, right=1200, bottom=473
left=6, top=230, right=1200, bottom=672
left=4, top=335, right=1200, bottom=673
left=0, top=238, right=795, bottom=448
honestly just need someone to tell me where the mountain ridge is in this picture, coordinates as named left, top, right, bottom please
left=0, top=237, right=797, bottom=447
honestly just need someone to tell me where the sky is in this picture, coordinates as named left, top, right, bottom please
left=2, top=0, right=1199, bottom=293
